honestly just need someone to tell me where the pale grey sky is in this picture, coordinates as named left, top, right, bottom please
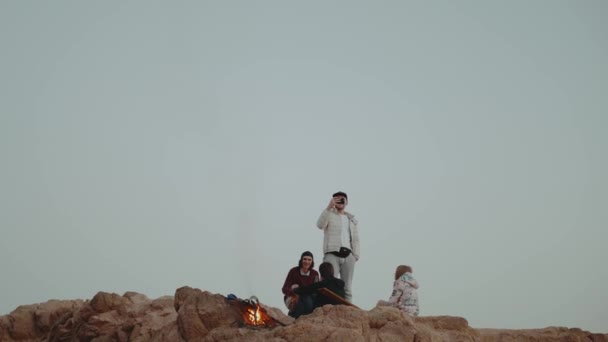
left=1, top=0, right=607, bottom=333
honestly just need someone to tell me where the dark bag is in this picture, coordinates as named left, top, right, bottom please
left=330, top=247, right=352, bottom=258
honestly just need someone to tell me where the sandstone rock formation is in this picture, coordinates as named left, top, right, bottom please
left=0, top=287, right=605, bottom=341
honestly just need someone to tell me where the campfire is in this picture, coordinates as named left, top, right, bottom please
left=231, top=295, right=280, bottom=328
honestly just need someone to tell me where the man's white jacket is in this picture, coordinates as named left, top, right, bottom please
left=316, top=208, right=360, bottom=260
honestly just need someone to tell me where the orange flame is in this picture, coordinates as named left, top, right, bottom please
left=241, top=303, right=276, bottom=327
left=246, top=305, right=262, bottom=325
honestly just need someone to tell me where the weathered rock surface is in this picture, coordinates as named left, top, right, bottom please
left=0, top=287, right=605, bottom=341
left=0, top=299, right=83, bottom=341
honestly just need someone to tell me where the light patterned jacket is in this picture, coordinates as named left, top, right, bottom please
left=388, top=272, right=419, bottom=316
left=316, top=208, right=360, bottom=260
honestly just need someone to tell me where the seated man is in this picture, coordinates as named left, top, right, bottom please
left=281, top=251, right=319, bottom=318
left=294, top=262, right=345, bottom=313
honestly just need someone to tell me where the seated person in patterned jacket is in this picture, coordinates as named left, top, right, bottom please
left=377, top=264, right=420, bottom=316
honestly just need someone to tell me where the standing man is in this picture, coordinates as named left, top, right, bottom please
left=316, top=191, right=360, bottom=303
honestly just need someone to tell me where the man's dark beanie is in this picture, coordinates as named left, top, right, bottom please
left=332, top=191, right=348, bottom=199
left=301, top=251, right=314, bottom=259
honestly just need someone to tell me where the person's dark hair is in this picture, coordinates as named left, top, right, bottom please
left=332, top=191, right=348, bottom=199
left=319, top=262, right=335, bottom=280
left=298, top=251, right=314, bottom=269
left=395, top=265, right=413, bottom=280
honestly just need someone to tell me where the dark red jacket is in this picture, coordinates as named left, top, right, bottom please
left=281, top=267, right=319, bottom=298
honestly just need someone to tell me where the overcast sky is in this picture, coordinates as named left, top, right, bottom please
left=1, top=0, right=606, bottom=334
